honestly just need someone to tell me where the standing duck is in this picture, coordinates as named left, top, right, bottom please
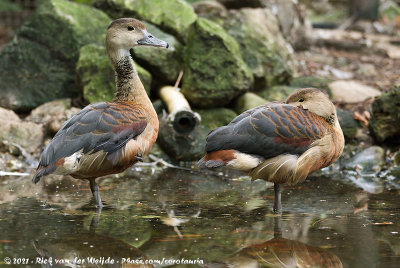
left=198, top=88, right=344, bottom=212
left=32, top=18, right=169, bottom=208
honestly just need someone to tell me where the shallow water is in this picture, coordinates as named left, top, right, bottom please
left=1, top=165, right=400, bottom=268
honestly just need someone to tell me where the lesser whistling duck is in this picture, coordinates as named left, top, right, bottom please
left=32, top=18, right=169, bottom=208
left=198, top=88, right=344, bottom=212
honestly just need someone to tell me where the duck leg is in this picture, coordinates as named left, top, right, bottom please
left=89, top=179, right=103, bottom=209
left=273, top=183, right=283, bottom=213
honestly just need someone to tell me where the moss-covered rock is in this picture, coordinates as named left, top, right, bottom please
left=369, top=86, right=400, bottom=143
left=132, top=23, right=183, bottom=84
left=182, top=18, right=253, bottom=108
left=76, top=44, right=151, bottom=103
left=0, top=0, right=111, bottom=111
left=195, top=108, right=237, bottom=130
left=290, top=76, right=333, bottom=95
left=234, top=92, right=267, bottom=114
left=223, top=8, right=294, bottom=89
left=258, top=85, right=298, bottom=102
left=93, top=0, right=197, bottom=42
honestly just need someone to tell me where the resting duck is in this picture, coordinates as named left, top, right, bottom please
left=33, top=18, right=169, bottom=208
left=198, top=88, right=344, bottom=212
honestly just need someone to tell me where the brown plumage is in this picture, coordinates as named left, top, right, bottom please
left=198, top=88, right=344, bottom=212
left=32, top=18, right=169, bottom=208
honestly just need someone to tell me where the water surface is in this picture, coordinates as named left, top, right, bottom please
left=1, top=165, right=400, bottom=267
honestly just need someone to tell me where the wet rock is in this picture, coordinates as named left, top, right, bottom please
left=132, top=23, right=183, bottom=84
left=258, top=85, right=297, bottom=102
left=0, top=107, right=44, bottom=154
left=0, top=0, right=111, bottom=111
left=346, top=146, right=385, bottom=174
left=76, top=44, right=151, bottom=103
left=93, top=0, right=197, bottom=42
left=337, top=109, right=361, bottom=141
left=290, top=76, right=333, bottom=94
left=181, top=18, right=253, bottom=108
left=26, top=99, right=81, bottom=135
left=195, top=108, right=237, bottom=130
left=329, top=80, right=381, bottom=103
left=369, top=86, right=400, bottom=142
left=234, top=92, right=267, bottom=114
left=223, top=8, right=294, bottom=89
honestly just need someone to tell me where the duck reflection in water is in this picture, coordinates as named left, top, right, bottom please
left=32, top=214, right=153, bottom=268
left=203, top=216, right=343, bottom=268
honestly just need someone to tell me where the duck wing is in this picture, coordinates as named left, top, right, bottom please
left=205, top=103, right=329, bottom=159
left=33, top=101, right=147, bottom=182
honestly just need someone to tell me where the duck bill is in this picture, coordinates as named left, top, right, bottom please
left=137, top=30, right=169, bottom=48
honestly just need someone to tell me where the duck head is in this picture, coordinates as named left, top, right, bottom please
left=106, top=18, right=169, bottom=54
left=286, top=88, right=337, bottom=124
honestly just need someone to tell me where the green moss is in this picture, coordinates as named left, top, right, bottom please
left=223, top=8, right=293, bottom=89
left=94, top=0, right=197, bottom=42
left=182, top=18, right=253, bottom=108
left=259, top=85, right=298, bottom=102
left=0, top=0, right=111, bottom=111
left=195, top=108, right=237, bottom=130
left=0, top=38, right=76, bottom=111
left=77, top=44, right=151, bottom=103
left=132, top=23, right=183, bottom=83
left=369, top=86, right=400, bottom=142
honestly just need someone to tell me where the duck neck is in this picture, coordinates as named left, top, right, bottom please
left=108, top=48, right=150, bottom=103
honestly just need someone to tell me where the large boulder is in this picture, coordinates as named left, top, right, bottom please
left=76, top=44, right=151, bottom=103
left=223, top=8, right=294, bottom=90
left=93, top=0, right=197, bottom=42
left=0, top=0, right=111, bottom=112
left=369, top=86, right=400, bottom=142
left=182, top=18, right=253, bottom=108
left=132, top=23, right=183, bottom=84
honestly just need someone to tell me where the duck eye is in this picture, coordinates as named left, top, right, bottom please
left=127, top=26, right=135, bottom=31
left=298, top=98, right=304, bottom=102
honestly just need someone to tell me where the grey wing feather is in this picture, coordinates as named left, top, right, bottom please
left=205, top=104, right=325, bottom=159
left=38, top=102, right=147, bottom=168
